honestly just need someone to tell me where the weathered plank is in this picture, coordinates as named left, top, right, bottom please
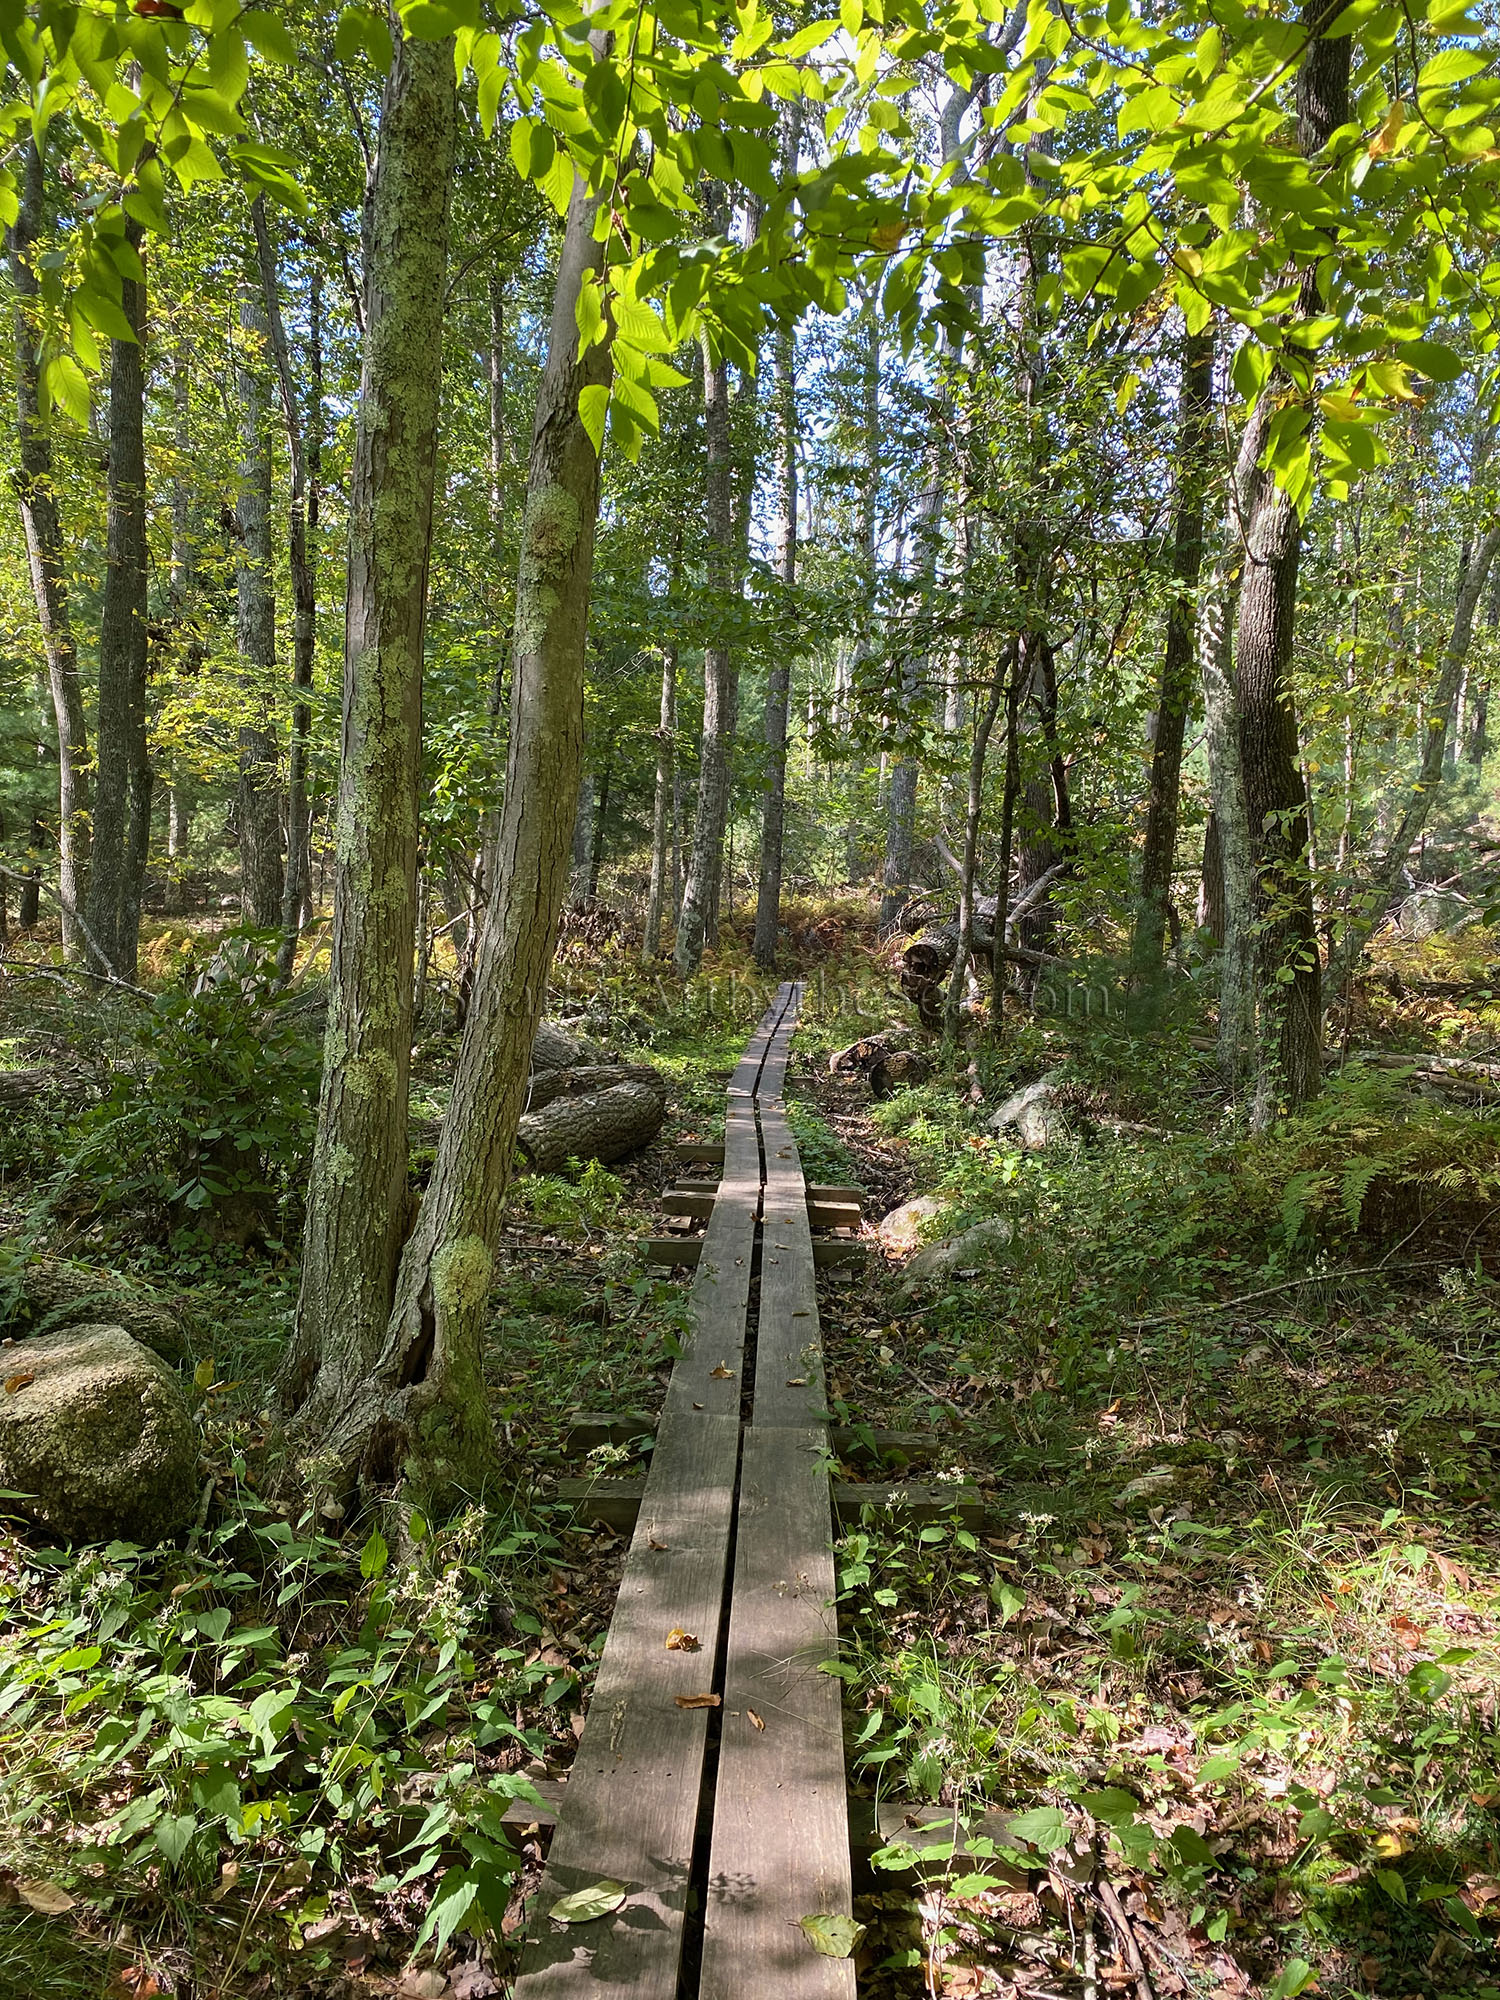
left=700, top=1425, right=854, bottom=2000
left=557, top=1475, right=982, bottom=1533
left=512, top=1411, right=740, bottom=1999
left=752, top=1101, right=828, bottom=1428
left=806, top=1199, right=862, bottom=1231
left=806, top=1184, right=866, bottom=1208
left=662, top=1187, right=717, bottom=1218
left=564, top=1412, right=938, bottom=1459
left=672, top=1141, right=725, bottom=1164
left=644, top=1234, right=864, bottom=1270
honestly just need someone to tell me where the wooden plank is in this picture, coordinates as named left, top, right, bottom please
left=672, top=1140, right=725, bottom=1163
left=644, top=1235, right=864, bottom=1268
left=660, top=1093, right=761, bottom=1420
left=700, top=1426, right=853, bottom=2000
left=662, top=1188, right=716, bottom=1218
left=806, top=1199, right=862, bottom=1230
left=565, top=1412, right=937, bottom=1460
left=807, top=1184, right=865, bottom=1207
left=513, top=1411, right=740, bottom=1999
left=557, top=1477, right=982, bottom=1532
left=753, top=1100, right=827, bottom=1428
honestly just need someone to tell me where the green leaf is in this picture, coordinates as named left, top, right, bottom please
left=243, top=11, right=296, bottom=64
left=334, top=8, right=393, bottom=73
left=1418, top=47, right=1487, bottom=90
left=360, top=1529, right=389, bottom=1580
left=1169, top=1825, right=1218, bottom=1868
left=1006, top=1806, right=1070, bottom=1853
left=1398, top=338, right=1464, bottom=382
left=1267, top=1958, right=1316, bottom=2000
left=1081, top=1788, right=1142, bottom=1825
left=193, top=1358, right=216, bottom=1390
left=578, top=384, right=610, bottom=456
left=1374, top=1867, right=1407, bottom=1905
left=549, top=1879, right=627, bottom=1924
left=799, top=1912, right=866, bottom=1957
left=154, top=1813, right=197, bottom=1866
left=415, top=1867, right=480, bottom=1954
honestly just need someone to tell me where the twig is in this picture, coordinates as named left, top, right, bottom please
left=1129, top=1259, right=1445, bottom=1330
left=0, top=956, right=151, bottom=1001
left=1093, top=1878, right=1154, bottom=2000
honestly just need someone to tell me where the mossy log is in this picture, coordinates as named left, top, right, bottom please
left=11, top=1257, right=188, bottom=1363
left=516, top=1080, right=665, bottom=1173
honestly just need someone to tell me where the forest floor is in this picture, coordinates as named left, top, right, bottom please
left=1, top=902, right=1499, bottom=2000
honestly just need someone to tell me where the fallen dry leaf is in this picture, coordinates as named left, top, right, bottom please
left=647, top=1535, right=669, bottom=1551
left=747, top=1708, right=765, bottom=1731
left=211, top=1860, right=240, bottom=1900
left=674, top=1692, right=721, bottom=1709
left=665, top=1627, right=700, bottom=1652
left=398, top=1972, right=450, bottom=1999
left=786, top=1377, right=808, bottom=1387
left=15, top=1878, right=74, bottom=1916
left=109, top=1973, right=164, bottom=2000
left=709, top=1363, right=734, bottom=1380
left=3, top=1372, right=33, bottom=1395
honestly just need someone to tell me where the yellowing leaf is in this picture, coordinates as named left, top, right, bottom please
left=1368, top=98, right=1405, bottom=157
left=665, top=1627, right=700, bottom=1652
left=709, top=1363, right=734, bottom=1379
left=800, top=1912, right=865, bottom=1957
left=4, top=1373, right=34, bottom=1395
left=747, top=1707, right=765, bottom=1730
left=869, top=221, right=905, bottom=252
left=548, top=1879, right=627, bottom=1924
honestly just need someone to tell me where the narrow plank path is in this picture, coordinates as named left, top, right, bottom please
left=515, top=983, right=857, bottom=1998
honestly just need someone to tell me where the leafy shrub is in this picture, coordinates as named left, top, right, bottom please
left=62, top=938, right=319, bottom=1240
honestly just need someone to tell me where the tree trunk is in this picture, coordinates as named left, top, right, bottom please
left=253, top=199, right=322, bottom=983
left=284, top=29, right=459, bottom=1428
left=7, top=141, right=89, bottom=960
left=675, top=333, right=735, bottom=977
left=942, top=654, right=1007, bottom=1039
left=1198, top=494, right=1259, bottom=1085
left=235, top=280, right=284, bottom=928
left=1131, top=329, right=1213, bottom=982
left=754, top=317, right=797, bottom=970
left=1199, top=812, right=1226, bottom=944
left=85, top=220, right=150, bottom=983
left=989, top=649, right=1023, bottom=1034
left=517, top=1080, right=665, bottom=1173
left=1233, top=7, right=1351, bottom=1115
left=297, top=142, right=613, bottom=1496
left=642, top=640, right=676, bottom=959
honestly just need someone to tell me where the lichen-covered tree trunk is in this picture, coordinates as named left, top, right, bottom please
left=1198, top=526, right=1259, bottom=1084
left=1131, top=328, right=1213, bottom=983
left=7, top=141, right=89, bottom=959
left=236, top=281, right=284, bottom=928
left=302, top=154, right=614, bottom=1497
left=283, top=30, right=458, bottom=1432
left=675, top=340, right=735, bottom=978
left=85, top=220, right=150, bottom=983
left=753, top=318, right=797, bottom=971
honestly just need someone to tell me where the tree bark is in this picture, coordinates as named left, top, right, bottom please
left=1199, top=812, right=1226, bottom=944
left=1131, top=328, right=1213, bottom=982
left=517, top=1080, right=665, bottom=1173
left=7, top=141, right=89, bottom=960
left=253, top=199, right=322, bottom=983
left=587, top=757, right=611, bottom=900
left=753, top=315, right=797, bottom=970
left=1198, top=490, right=1259, bottom=1085
left=297, top=138, right=614, bottom=1497
left=675, top=332, right=735, bottom=977
left=284, top=29, right=459, bottom=1427
left=235, top=279, right=283, bottom=928
left=942, top=655, right=1007, bottom=1039
left=85, top=219, right=150, bottom=983
left=1233, top=6, right=1351, bottom=1114
left=642, top=638, right=676, bottom=959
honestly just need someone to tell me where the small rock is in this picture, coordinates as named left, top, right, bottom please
left=1116, top=1466, right=1178, bottom=1507
left=900, top=1217, right=1015, bottom=1293
left=989, top=1076, right=1071, bottom=1150
left=1239, top=1343, right=1274, bottom=1371
left=870, top=1049, right=931, bottom=1097
left=0, top=1324, right=199, bottom=1544
left=878, top=1195, right=947, bottom=1255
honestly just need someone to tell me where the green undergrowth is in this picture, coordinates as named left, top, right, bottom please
left=819, top=1012, right=1500, bottom=1997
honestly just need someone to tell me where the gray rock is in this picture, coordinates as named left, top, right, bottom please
left=878, top=1195, right=947, bottom=1255
left=900, top=1217, right=1015, bottom=1292
left=1116, top=1466, right=1178, bottom=1507
left=0, top=1325, right=199, bottom=1544
left=989, top=1076, right=1071, bottom=1150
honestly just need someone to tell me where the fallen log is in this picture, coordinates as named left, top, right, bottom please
left=523, top=1062, right=663, bottom=1113
left=530, top=1020, right=599, bottom=1071
left=517, top=1080, right=665, bottom=1173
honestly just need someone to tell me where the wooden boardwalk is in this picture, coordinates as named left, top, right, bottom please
left=514, top=984, right=856, bottom=1998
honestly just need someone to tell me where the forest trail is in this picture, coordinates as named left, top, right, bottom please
left=514, top=983, right=856, bottom=1998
